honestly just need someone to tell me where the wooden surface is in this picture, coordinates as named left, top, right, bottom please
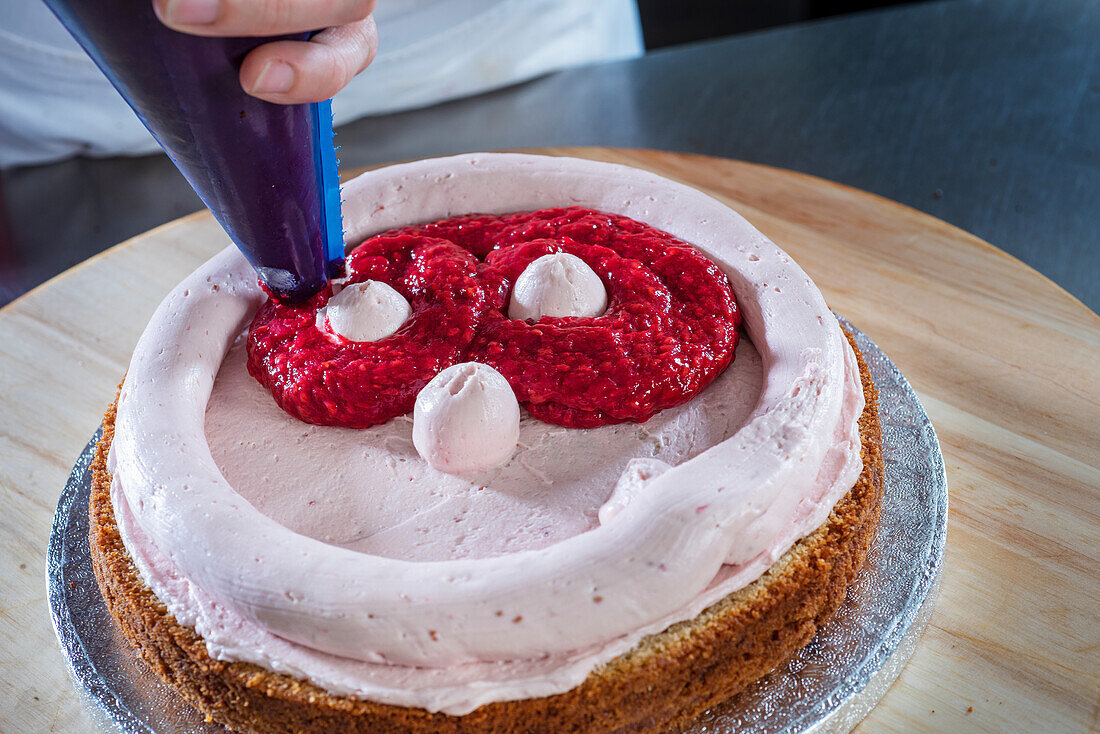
left=1, top=148, right=1096, bottom=733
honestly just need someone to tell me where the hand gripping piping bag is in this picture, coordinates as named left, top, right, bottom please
left=43, top=0, right=344, bottom=302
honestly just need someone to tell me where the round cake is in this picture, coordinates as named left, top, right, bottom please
left=90, top=154, right=885, bottom=733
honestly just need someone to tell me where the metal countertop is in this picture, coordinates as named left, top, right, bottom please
left=2, top=0, right=1096, bottom=310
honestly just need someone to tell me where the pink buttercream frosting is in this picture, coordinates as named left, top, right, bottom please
left=108, top=154, right=865, bottom=714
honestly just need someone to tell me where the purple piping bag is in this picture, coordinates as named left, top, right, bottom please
left=42, top=0, right=344, bottom=302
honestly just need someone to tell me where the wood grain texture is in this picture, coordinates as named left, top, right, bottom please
left=0, top=148, right=1096, bottom=733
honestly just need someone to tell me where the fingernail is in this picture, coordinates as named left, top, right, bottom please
left=163, top=0, right=220, bottom=25
left=250, top=61, right=295, bottom=95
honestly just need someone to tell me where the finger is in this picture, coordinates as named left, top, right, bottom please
left=239, top=17, right=378, bottom=103
left=153, top=0, right=376, bottom=37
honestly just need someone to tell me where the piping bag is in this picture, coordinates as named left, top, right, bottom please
left=43, top=0, right=344, bottom=302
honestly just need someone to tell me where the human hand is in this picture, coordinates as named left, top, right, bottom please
left=152, top=0, right=378, bottom=104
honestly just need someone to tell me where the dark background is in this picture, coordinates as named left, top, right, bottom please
left=638, top=0, right=922, bottom=48
left=5, top=0, right=1097, bottom=314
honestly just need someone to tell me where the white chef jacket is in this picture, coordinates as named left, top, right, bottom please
left=0, top=0, right=643, bottom=167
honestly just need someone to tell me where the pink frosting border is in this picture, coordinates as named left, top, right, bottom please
left=110, top=153, right=864, bottom=712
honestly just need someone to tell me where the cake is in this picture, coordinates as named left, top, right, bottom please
left=89, top=154, right=884, bottom=733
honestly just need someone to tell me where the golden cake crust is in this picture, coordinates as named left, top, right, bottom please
left=89, top=329, right=884, bottom=734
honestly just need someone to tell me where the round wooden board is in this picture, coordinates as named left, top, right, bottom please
left=1, top=148, right=1096, bottom=733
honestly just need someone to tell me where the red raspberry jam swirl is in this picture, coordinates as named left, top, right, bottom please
left=247, top=207, right=741, bottom=428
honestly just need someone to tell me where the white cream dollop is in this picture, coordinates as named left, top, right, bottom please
left=412, top=362, right=521, bottom=475
left=508, top=252, right=607, bottom=320
left=319, top=280, right=410, bottom=342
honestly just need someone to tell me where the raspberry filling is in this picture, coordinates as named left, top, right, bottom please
left=247, top=236, right=488, bottom=428
left=247, top=207, right=740, bottom=428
